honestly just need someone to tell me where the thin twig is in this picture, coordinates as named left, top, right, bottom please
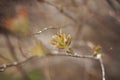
left=0, top=50, right=106, bottom=80
left=99, top=57, right=106, bottom=80
left=0, top=56, right=34, bottom=72
left=51, top=53, right=97, bottom=60
left=34, top=26, right=57, bottom=35
left=34, top=25, right=69, bottom=35
left=52, top=53, right=106, bottom=80
left=0, top=53, right=95, bottom=72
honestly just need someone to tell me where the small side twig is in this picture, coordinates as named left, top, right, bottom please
left=99, top=56, right=106, bottom=80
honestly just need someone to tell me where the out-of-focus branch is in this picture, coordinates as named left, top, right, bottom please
left=5, top=34, right=31, bottom=80
left=43, top=1, right=77, bottom=23
left=0, top=54, right=11, bottom=62
left=17, top=40, right=28, bottom=58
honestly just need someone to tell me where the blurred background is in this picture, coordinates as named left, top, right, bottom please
left=0, top=0, right=120, bottom=80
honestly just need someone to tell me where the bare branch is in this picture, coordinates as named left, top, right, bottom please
left=52, top=53, right=106, bottom=80
left=0, top=53, right=96, bottom=72
left=33, top=25, right=69, bottom=35
left=0, top=56, right=34, bottom=72
left=51, top=53, right=97, bottom=60
left=99, top=56, right=106, bottom=80
left=34, top=26, right=58, bottom=35
left=0, top=52, right=106, bottom=80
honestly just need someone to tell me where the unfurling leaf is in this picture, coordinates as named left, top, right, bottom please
left=51, top=29, right=71, bottom=49
left=93, top=45, right=102, bottom=57
left=51, top=29, right=74, bottom=54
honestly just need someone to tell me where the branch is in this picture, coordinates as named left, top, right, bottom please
left=99, top=56, right=106, bottom=80
left=52, top=53, right=105, bottom=80
left=33, top=26, right=69, bottom=35
left=44, top=1, right=77, bottom=23
left=0, top=56, right=34, bottom=72
left=0, top=53, right=96, bottom=72
left=0, top=51, right=106, bottom=80
left=34, top=26, right=59, bottom=35
left=51, top=53, right=97, bottom=60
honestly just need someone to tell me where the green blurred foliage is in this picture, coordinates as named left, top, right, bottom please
left=28, top=70, right=45, bottom=80
left=0, top=73, right=13, bottom=80
left=0, top=70, right=45, bottom=80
